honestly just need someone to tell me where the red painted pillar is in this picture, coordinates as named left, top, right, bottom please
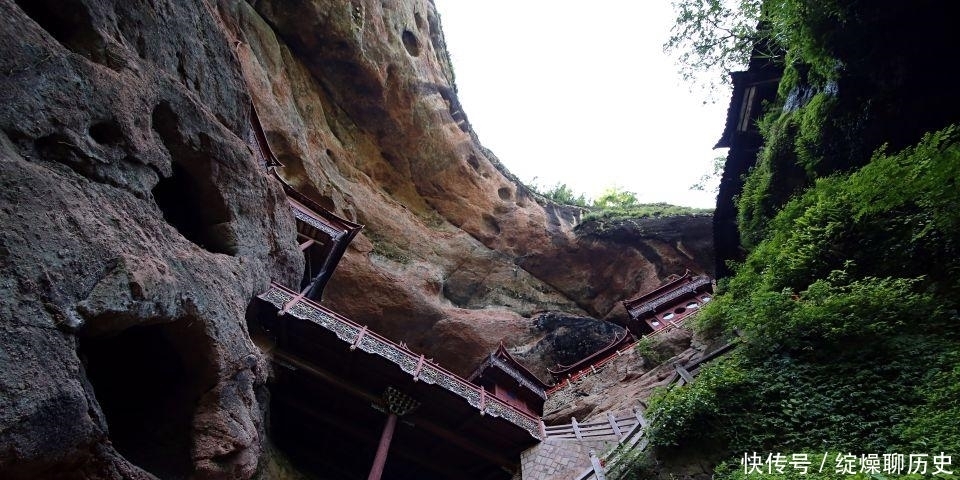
left=367, top=412, right=398, bottom=480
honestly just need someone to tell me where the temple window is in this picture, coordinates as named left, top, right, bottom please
left=737, top=86, right=757, bottom=132
left=621, top=270, right=715, bottom=335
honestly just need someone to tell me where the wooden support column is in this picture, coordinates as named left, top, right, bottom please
left=366, top=386, right=419, bottom=480
left=278, top=292, right=305, bottom=316
left=411, top=354, right=426, bottom=381
left=367, top=413, right=398, bottom=480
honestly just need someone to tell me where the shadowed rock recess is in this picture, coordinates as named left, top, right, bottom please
left=0, top=0, right=711, bottom=478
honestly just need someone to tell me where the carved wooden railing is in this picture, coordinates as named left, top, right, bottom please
left=548, top=329, right=635, bottom=378
left=544, top=409, right=646, bottom=442
left=626, top=276, right=712, bottom=317
left=259, top=283, right=544, bottom=439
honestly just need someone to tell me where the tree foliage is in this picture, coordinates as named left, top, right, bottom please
left=690, top=154, right=727, bottom=192
left=637, top=126, right=960, bottom=477
left=544, top=182, right=589, bottom=207
left=525, top=181, right=713, bottom=224
left=635, top=1, right=960, bottom=477
left=664, top=0, right=763, bottom=96
left=592, top=186, right=640, bottom=210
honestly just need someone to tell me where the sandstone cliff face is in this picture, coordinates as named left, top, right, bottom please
left=0, top=0, right=712, bottom=478
left=0, top=0, right=308, bottom=477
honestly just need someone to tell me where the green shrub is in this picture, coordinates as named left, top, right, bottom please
left=793, top=92, right=837, bottom=172
left=581, top=203, right=713, bottom=224
left=647, top=353, right=751, bottom=448
left=897, top=346, right=960, bottom=455
left=634, top=336, right=668, bottom=366
left=642, top=126, right=960, bottom=475
left=541, top=182, right=589, bottom=207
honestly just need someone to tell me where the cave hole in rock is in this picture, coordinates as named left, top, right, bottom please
left=401, top=30, right=421, bottom=57
left=35, top=132, right=78, bottom=163
left=89, top=119, right=125, bottom=146
left=80, top=320, right=217, bottom=479
left=15, top=0, right=109, bottom=66
left=151, top=102, right=236, bottom=255
left=497, top=187, right=512, bottom=201
left=152, top=162, right=235, bottom=255
left=481, top=214, right=501, bottom=235
left=244, top=296, right=273, bottom=352
left=35, top=132, right=98, bottom=178
left=466, top=154, right=480, bottom=171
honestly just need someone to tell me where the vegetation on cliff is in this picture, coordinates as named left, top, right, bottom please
left=527, top=181, right=712, bottom=227
left=625, top=0, right=960, bottom=477
left=641, top=125, right=960, bottom=478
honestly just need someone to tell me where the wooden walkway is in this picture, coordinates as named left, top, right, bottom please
left=538, top=339, right=738, bottom=480
left=259, top=282, right=545, bottom=440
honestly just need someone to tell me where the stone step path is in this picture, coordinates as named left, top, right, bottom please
left=524, top=338, right=739, bottom=479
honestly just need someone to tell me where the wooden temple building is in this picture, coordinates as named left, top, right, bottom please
left=249, top=105, right=363, bottom=301
left=468, top=343, right=549, bottom=419
left=283, top=179, right=362, bottom=301
left=622, top=271, right=714, bottom=335
left=713, top=46, right=782, bottom=278
left=250, top=289, right=543, bottom=479
left=246, top=106, right=542, bottom=479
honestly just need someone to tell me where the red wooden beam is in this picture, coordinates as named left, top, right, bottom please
left=412, top=354, right=425, bottom=382
left=349, top=326, right=368, bottom=351
left=367, top=413, right=398, bottom=480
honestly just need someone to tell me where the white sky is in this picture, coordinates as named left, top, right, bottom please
left=432, top=1, right=730, bottom=208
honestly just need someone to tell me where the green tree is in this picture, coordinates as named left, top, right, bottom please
left=527, top=178, right=589, bottom=206
left=592, top=186, right=639, bottom=209
left=690, top=153, right=727, bottom=192
left=543, top=182, right=588, bottom=206
left=663, top=0, right=763, bottom=96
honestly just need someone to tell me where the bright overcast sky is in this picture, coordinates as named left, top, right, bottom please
left=432, top=1, right=730, bottom=208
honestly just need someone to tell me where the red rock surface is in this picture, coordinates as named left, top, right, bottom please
left=0, top=0, right=712, bottom=477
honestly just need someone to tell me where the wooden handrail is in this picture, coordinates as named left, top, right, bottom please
left=545, top=339, right=738, bottom=443
left=261, top=283, right=544, bottom=439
